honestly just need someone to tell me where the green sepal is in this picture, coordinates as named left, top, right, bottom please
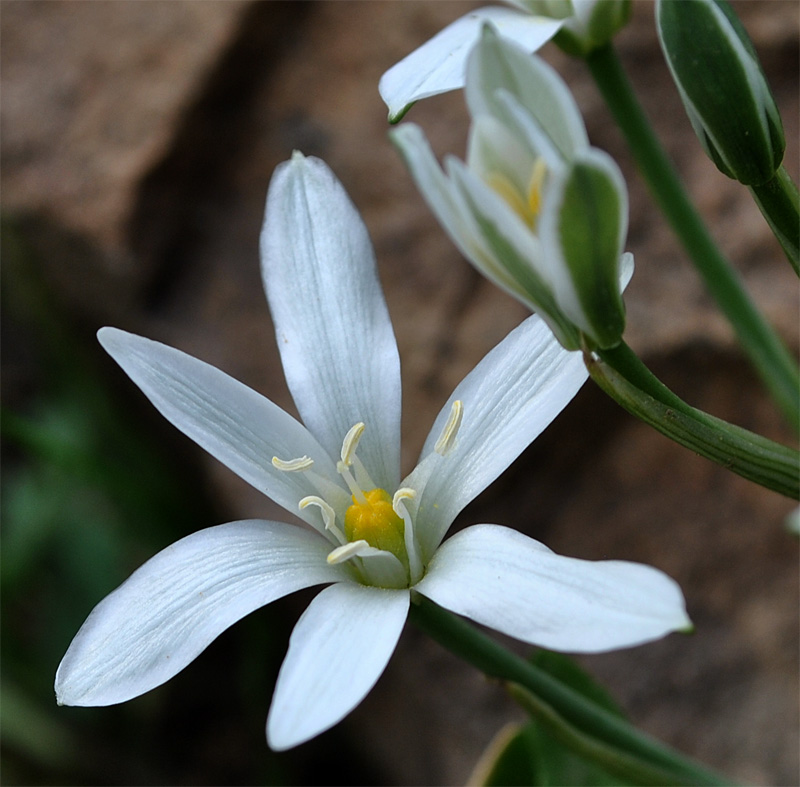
left=545, top=152, right=627, bottom=349
left=656, top=0, right=784, bottom=186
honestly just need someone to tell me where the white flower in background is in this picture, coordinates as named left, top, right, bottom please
left=55, top=153, right=689, bottom=751
left=379, top=3, right=566, bottom=123
left=392, top=25, right=632, bottom=351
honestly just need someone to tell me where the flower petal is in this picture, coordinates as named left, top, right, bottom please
left=267, top=582, right=409, bottom=750
left=405, top=313, right=586, bottom=558
left=391, top=124, right=528, bottom=302
left=56, top=520, right=348, bottom=707
left=97, top=327, right=339, bottom=522
left=537, top=147, right=629, bottom=348
left=466, top=25, right=588, bottom=159
left=262, top=153, right=401, bottom=490
left=391, top=124, right=577, bottom=346
left=416, top=524, right=692, bottom=652
left=379, top=7, right=563, bottom=123
left=446, top=157, right=581, bottom=348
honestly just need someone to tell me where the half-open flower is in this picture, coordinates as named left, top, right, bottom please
left=55, top=153, right=689, bottom=751
left=392, top=25, right=631, bottom=350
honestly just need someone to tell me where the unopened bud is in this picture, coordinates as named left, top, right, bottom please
left=656, top=0, right=784, bottom=186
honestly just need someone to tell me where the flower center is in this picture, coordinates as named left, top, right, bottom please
left=486, top=157, right=547, bottom=230
left=271, top=400, right=463, bottom=589
left=344, top=488, right=407, bottom=565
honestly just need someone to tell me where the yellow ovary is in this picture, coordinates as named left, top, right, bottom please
left=344, top=488, right=408, bottom=564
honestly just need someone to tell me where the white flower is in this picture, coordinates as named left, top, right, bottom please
left=55, top=153, right=690, bottom=751
left=379, top=3, right=564, bottom=123
left=392, top=25, right=632, bottom=350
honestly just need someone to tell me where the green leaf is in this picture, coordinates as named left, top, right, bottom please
left=473, top=653, right=633, bottom=786
left=530, top=651, right=624, bottom=719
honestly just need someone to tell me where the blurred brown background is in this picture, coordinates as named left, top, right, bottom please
left=2, top=1, right=797, bottom=785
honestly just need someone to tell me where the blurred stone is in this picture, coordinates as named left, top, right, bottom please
left=1, top=1, right=797, bottom=785
left=1, top=0, right=250, bottom=309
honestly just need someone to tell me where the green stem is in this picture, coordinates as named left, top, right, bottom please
left=750, top=166, right=800, bottom=275
left=591, top=341, right=799, bottom=499
left=409, top=595, right=728, bottom=786
left=506, top=682, right=701, bottom=786
left=585, top=43, right=799, bottom=431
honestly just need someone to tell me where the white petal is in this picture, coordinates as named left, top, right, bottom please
left=379, top=7, right=563, bottom=123
left=446, top=158, right=581, bottom=348
left=56, top=520, right=348, bottom=707
left=415, top=525, right=691, bottom=653
left=416, top=524, right=692, bottom=652
left=262, top=153, right=401, bottom=490
left=466, top=26, right=588, bottom=159
left=405, top=314, right=586, bottom=558
left=447, top=158, right=548, bottom=287
left=97, top=327, right=338, bottom=521
left=267, top=582, right=409, bottom=750
left=391, top=124, right=527, bottom=301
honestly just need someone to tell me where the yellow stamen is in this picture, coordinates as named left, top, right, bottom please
left=485, top=158, right=547, bottom=230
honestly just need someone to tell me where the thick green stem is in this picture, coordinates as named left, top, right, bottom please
left=585, top=43, right=799, bottom=431
left=409, top=595, right=728, bottom=786
left=750, top=166, right=800, bottom=275
left=591, top=341, right=799, bottom=499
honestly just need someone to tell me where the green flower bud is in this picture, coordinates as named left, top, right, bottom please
left=553, top=0, right=632, bottom=57
left=656, top=0, right=784, bottom=186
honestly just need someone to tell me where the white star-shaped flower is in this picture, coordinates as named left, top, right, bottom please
left=55, top=153, right=690, bottom=751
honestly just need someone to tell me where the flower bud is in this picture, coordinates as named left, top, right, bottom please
left=656, top=0, right=784, bottom=186
left=553, top=0, right=632, bottom=57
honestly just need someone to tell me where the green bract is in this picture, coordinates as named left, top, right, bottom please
left=656, top=0, right=784, bottom=186
left=392, top=25, right=631, bottom=350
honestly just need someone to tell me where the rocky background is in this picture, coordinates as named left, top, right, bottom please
left=2, top=2, right=797, bottom=785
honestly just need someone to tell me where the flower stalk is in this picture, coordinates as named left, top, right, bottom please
left=410, top=595, right=728, bottom=786
left=587, top=340, right=799, bottom=500
left=749, top=166, right=800, bottom=275
left=584, top=42, right=799, bottom=431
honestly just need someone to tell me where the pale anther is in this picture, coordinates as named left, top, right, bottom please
left=327, top=540, right=371, bottom=565
left=340, top=422, right=365, bottom=466
left=299, top=496, right=345, bottom=544
left=434, top=399, right=463, bottom=456
left=392, top=487, right=417, bottom=518
left=272, top=455, right=314, bottom=472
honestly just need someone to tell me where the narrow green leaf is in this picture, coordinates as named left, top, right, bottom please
left=507, top=682, right=705, bottom=786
